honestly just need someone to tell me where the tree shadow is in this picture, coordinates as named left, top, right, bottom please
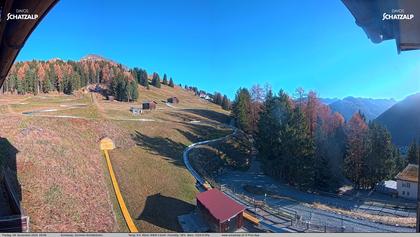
left=175, top=129, right=200, bottom=143
left=131, top=131, right=186, bottom=167
left=165, top=111, right=203, bottom=124
left=137, top=193, right=194, bottom=232
left=0, top=137, right=23, bottom=232
left=181, top=109, right=231, bottom=124
left=174, top=123, right=228, bottom=142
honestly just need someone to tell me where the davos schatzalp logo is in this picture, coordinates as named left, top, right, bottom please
left=6, top=9, right=38, bottom=21
left=382, top=9, right=414, bottom=21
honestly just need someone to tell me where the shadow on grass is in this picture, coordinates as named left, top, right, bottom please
left=180, top=109, right=230, bottom=124
left=131, top=122, right=231, bottom=168
left=137, top=193, right=194, bottom=232
left=165, top=111, right=202, bottom=124
left=175, top=123, right=232, bottom=143
left=0, top=137, right=23, bottom=232
left=131, top=131, right=186, bottom=167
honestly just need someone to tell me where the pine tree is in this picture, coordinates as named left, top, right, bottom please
left=287, top=106, right=315, bottom=188
left=313, top=152, right=334, bottom=191
left=24, top=68, right=36, bottom=94
left=131, top=80, right=139, bottom=100
left=8, top=74, right=18, bottom=94
left=393, top=146, right=406, bottom=175
left=364, top=122, right=395, bottom=188
left=162, top=74, right=168, bottom=85
left=256, top=90, right=283, bottom=178
left=256, top=90, right=315, bottom=189
left=63, top=75, right=73, bottom=94
left=151, top=72, right=161, bottom=88
left=41, top=76, right=52, bottom=93
left=140, top=69, right=148, bottom=87
left=407, top=140, right=419, bottom=164
left=214, top=92, right=223, bottom=105
left=169, top=77, right=174, bottom=87
left=221, top=95, right=230, bottom=110
left=16, top=77, right=24, bottom=95
left=232, top=88, right=252, bottom=133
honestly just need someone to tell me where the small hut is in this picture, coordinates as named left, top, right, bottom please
left=130, top=107, right=142, bottom=115
left=142, top=101, right=157, bottom=110
left=107, top=95, right=115, bottom=101
left=167, top=97, right=179, bottom=104
left=196, top=189, right=245, bottom=232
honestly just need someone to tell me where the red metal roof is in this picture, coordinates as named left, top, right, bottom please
left=196, top=189, right=245, bottom=223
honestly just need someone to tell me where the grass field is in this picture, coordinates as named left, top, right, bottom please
left=0, top=85, right=231, bottom=232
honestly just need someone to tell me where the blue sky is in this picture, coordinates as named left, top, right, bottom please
left=17, top=0, right=420, bottom=100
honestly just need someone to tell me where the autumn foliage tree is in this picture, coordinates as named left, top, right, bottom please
left=249, top=84, right=266, bottom=135
left=5, top=58, right=141, bottom=100
left=344, top=111, right=369, bottom=188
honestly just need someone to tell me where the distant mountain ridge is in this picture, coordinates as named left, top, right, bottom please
left=375, top=93, right=420, bottom=147
left=319, top=98, right=339, bottom=105
left=80, top=54, right=122, bottom=68
left=80, top=54, right=111, bottom=62
left=322, top=97, right=397, bottom=121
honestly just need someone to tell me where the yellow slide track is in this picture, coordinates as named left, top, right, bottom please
left=243, top=211, right=260, bottom=225
left=101, top=138, right=138, bottom=232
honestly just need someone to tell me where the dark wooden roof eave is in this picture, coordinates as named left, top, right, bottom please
left=0, top=0, right=59, bottom=88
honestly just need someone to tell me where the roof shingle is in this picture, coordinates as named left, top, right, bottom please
left=196, top=189, right=245, bottom=223
left=396, top=164, right=418, bottom=183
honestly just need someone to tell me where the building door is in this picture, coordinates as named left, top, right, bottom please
left=227, top=217, right=237, bottom=232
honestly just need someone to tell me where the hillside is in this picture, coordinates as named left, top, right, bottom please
left=0, top=80, right=231, bottom=232
left=375, top=93, right=420, bottom=147
left=80, top=54, right=121, bottom=67
left=328, top=97, right=396, bottom=121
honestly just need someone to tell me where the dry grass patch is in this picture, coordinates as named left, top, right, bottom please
left=309, top=202, right=415, bottom=228
left=0, top=116, right=134, bottom=232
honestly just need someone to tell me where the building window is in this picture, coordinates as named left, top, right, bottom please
left=402, top=191, right=405, bottom=195
left=407, top=183, right=411, bottom=188
left=407, top=192, right=410, bottom=196
left=402, top=183, right=405, bottom=187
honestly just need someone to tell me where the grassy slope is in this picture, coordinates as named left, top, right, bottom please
left=0, top=84, right=231, bottom=232
left=102, top=85, right=231, bottom=232
left=0, top=116, right=124, bottom=231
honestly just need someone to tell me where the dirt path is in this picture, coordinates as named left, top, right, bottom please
left=6, top=104, right=17, bottom=115
left=91, top=92, right=107, bottom=119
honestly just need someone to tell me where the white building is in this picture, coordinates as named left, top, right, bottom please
left=395, top=164, right=418, bottom=200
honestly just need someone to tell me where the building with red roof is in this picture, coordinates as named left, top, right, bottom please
left=196, top=189, right=246, bottom=232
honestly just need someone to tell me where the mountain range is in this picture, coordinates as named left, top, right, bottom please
left=375, top=93, right=420, bottom=147
left=321, top=97, right=397, bottom=121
